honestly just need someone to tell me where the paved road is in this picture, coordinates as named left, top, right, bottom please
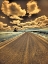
left=0, top=32, right=48, bottom=64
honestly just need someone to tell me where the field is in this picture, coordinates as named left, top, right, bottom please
left=0, top=29, right=48, bottom=43
left=0, top=32, right=23, bottom=42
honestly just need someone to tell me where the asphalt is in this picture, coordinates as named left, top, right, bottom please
left=0, top=32, right=48, bottom=64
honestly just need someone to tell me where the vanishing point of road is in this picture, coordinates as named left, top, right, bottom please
left=0, top=32, right=48, bottom=64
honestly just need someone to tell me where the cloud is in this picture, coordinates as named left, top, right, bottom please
left=1, top=1, right=10, bottom=16
left=10, top=20, right=20, bottom=25
left=10, top=15, right=23, bottom=20
left=21, top=21, right=37, bottom=29
left=25, top=21, right=32, bottom=25
left=17, top=20, right=36, bottom=29
left=0, top=15, right=48, bottom=31
left=10, top=20, right=36, bottom=30
left=23, top=25, right=32, bottom=28
left=9, top=2, right=26, bottom=16
left=0, top=22, right=7, bottom=30
left=41, top=19, right=48, bottom=27
left=5, top=26, right=12, bottom=31
left=0, top=16, right=5, bottom=19
left=18, top=23, right=26, bottom=26
left=34, top=15, right=47, bottom=22
left=17, top=15, right=48, bottom=29
left=1, top=0, right=26, bottom=19
left=27, top=1, right=41, bottom=16
left=34, top=15, right=48, bottom=28
left=12, top=25, right=21, bottom=30
left=10, top=20, right=33, bottom=29
left=18, top=20, right=35, bottom=26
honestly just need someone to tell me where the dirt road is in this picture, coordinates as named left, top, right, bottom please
left=0, top=32, right=48, bottom=64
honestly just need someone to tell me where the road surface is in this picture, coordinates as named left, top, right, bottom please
left=0, top=32, right=48, bottom=64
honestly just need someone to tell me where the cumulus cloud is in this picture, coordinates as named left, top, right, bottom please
left=10, top=20, right=36, bottom=30
left=1, top=1, right=10, bottom=16
left=27, top=1, right=41, bottom=16
left=0, top=15, right=48, bottom=31
left=0, top=22, right=7, bottom=30
left=23, top=25, right=32, bottom=28
left=9, top=2, right=26, bottom=16
left=5, top=26, right=12, bottom=31
left=18, top=23, right=26, bottom=26
left=34, top=15, right=47, bottom=22
left=1, top=0, right=26, bottom=19
left=18, top=20, right=35, bottom=26
left=21, top=21, right=37, bottom=29
left=0, top=16, right=5, bottom=19
left=10, top=20, right=20, bottom=25
left=17, top=15, right=48, bottom=29
left=10, top=15, right=23, bottom=20
left=17, top=20, right=36, bottom=29
left=34, top=15, right=48, bottom=28
left=40, top=19, right=48, bottom=27
left=12, top=25, right=21, bottom=30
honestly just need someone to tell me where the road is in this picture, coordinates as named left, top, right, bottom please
left=0, top=32, right=48, bottom=64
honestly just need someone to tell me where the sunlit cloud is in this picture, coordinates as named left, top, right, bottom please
left=18, top=15, right=48, bottom=29
left=1, top=0, right=48, bottom=31
left=12, top=25, right=21, bottom=30
left=1, top=0, right=26, bottom=19
left=34, top=15, right=47, bottom=22
left=18, top=23, right=26, bottom=26
left=27, top=1, right=41, bottom=16
left=0, top=22, right=7, bottom=30
left=10, top=20, right=20, bottom=25
left=9, top=2, right=26, bottom=16
left=34, top=15, right=48, bottom=28
left=0, top=16, right=5, bottom=19
left=10, top=15, right=23, bottom=20
left=10, top=20, right=36, bottom=30
left=18, top=20, right=35, bottom=26
left=1, top=1, right=10, bottom=16
left=5, top=26, right=12, bottom=31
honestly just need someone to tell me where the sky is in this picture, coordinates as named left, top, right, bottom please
left=0, top=0, right=48, bottom=31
